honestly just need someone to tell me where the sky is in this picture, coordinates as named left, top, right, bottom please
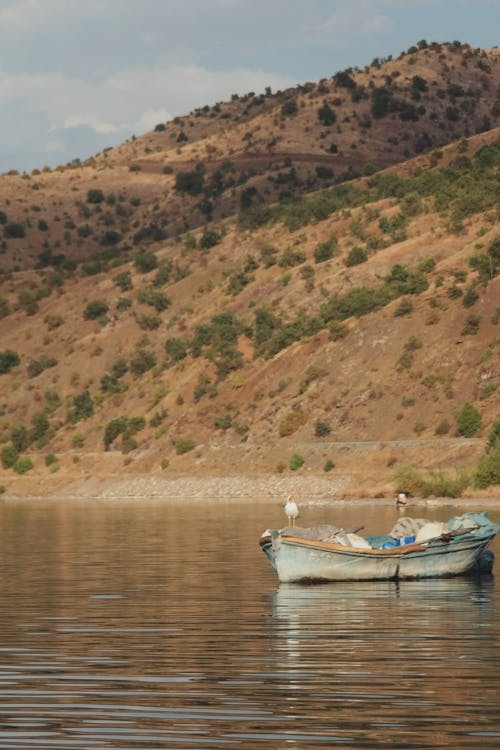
left=0, top=0, right=498, bottom=172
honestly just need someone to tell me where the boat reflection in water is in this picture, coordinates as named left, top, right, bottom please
left=267, top=577, right=497, bottom=748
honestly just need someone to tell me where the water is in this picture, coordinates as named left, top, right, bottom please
left=0, top=498, right=499, bottom=749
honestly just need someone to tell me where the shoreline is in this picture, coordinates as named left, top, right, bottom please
left=1, top=473, right=498, bottom=506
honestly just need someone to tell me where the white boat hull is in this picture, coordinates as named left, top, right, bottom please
left=262, top=531, right=495, bottom=583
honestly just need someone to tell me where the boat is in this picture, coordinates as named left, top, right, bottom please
left=260, top=511, right=499, bottom=583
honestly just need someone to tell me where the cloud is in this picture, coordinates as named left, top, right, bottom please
left=0, top=63, right=294, bottom=170
left=318, top=1, right=393, bottom=43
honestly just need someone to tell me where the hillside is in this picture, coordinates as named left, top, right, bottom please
left=0, top=41, right=499, bottom=499
left=1, top=41, right=499, bottom=272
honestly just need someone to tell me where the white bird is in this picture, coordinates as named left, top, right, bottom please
left=284, top=496, right=299, bottom=527
left=396, top=492, right=407, bottom=506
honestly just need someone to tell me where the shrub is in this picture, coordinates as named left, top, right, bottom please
left=1, top=444, right=18, bottom=469
left=317, top=102, right=336, bottom=126
left=67, top=391, right=93, bottom=423
left=315, top=420, right=332, bottom=437
left=0, top=296, right=10, bottom=318
left=134, top=252, right=158, bottom=273
left=394, top=297, right=413, bottom=316
left=324, top=459, right=335, bottom=472
left=13, top=456, right=33, bottom=474
left=392, top=463, right=470, bottom=498
left=72, top=433, right=85, bottom=448
left=316, top=166, right=333, bottom=179
left=27, top=355, right=58, bottom=378
left=175, top=436, right=196, bottom=454
left=455, top=403, right=482, bottom=437
left=5, top=222, right=25, bottom=238
left=200, top=228, right=222, bottom=249
left=113, top=271, right=132, bottom=291
left=214, top=413, right=233, bottom=430
left=462, top=314, right=481, bottom=335
left=165, top=337, right=189, bottom=362
left=0, top=349, right=20, bottom=374
left=435, top=419, right=450, bottom=435
left=83, top=300, right=109, bottom=320
left=136, top=287, right=170, bottom=312
left=486, top=420, right=500, bottom=452
left=44, top=453, right=57, bottom=467
left=278, top=247, right=306, bottom=267
left=175, top=166, right=205, bottom=195
left=475, top=444, right=500, bottom=488
left=129, top=347, right=157, bottom=375
left=289, top=453, right=305, bottom=470
left=314, top=235, right=338, bottom=263
left=329, top=321, right=347, bottom=340
left=104, top=416, right=145, bottom=450
left=281, top=99, right=298, bottom=116
left=279, top=408, right=307, bottom=437
left=87, top=189, right=104, bottom=204
left=345, top=246, right=367, bottom=267
left=462, top=286, right=479, bottom=308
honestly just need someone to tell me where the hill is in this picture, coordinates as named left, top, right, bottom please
left=0, top=41, right=499, bottom=499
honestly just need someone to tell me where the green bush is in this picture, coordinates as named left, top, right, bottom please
left=113, top=271, right=133, bottom=291
left=0, top=296, right=10, bottom=318
left=279, top=247, right=306, bottom=267
left=394, top=297, right=413, bottom=316
left=455, top=403, right=482, bottom=437
left=5, top=222, right=25, bottom=238
left=462, top=286, right=479, bottom=308
left=175, top=165, right=205, bottom=195
left=69, top=391, right=94, bottom=423
left=200, top=228, right=222, bottom=249
left=317, top=102, right=336, bottom=126
left=134, top=252, right=158, bottom=273
left=13, top=456, right=33, bottom=474
left=475, top=444, right=500, bottom=488
left=175, top=436, right=196, bottom=454
left=289, top=453, right=305, bottom=471
left=314, top=235, right=338, bottom=263
left=281, top=99, right=298, bottom=116
left=72, top=433, right=85, bottom=448
left=136, top=287, right=170, bottom=312
left=0, top=349, right=20, bottom=374
left=324, top=459, right=335, bottom=472
left=83, top=300, right=109, bottom=320
left=1, top=444, right=18, bottom=469
left=214, top=413, right=233, bottom=430
left=87, top=189, right=104, bottom=204
left=315, top=420, right=332, bottom=437
left=44, top=453, right=57, bottom=467
left=130, top=347, right=157, bottom=375
left=104, top=416, right=145, bottom=450
left=345, top=246, right=367, bottom=267
left=27, top=355, right=58, bottom=378
left=165, top=337, right=189, bottom=362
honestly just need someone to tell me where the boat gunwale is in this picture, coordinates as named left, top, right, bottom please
left=265, top=531, right=495, bottom=558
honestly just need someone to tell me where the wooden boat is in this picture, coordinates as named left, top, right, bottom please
left=260, top=512, right=499, bottom=583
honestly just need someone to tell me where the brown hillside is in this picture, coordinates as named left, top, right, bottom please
left=0, top=41, right=499, bottom=499
left=1, top=41, right=499, bottom=273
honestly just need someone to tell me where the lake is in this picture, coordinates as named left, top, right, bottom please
left=0, top=497, right=499, bottom=749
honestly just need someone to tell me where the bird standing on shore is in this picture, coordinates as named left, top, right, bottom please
left=396, top=492, right=407, bottom=506
left=284, top=496, right=299, bottom=527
